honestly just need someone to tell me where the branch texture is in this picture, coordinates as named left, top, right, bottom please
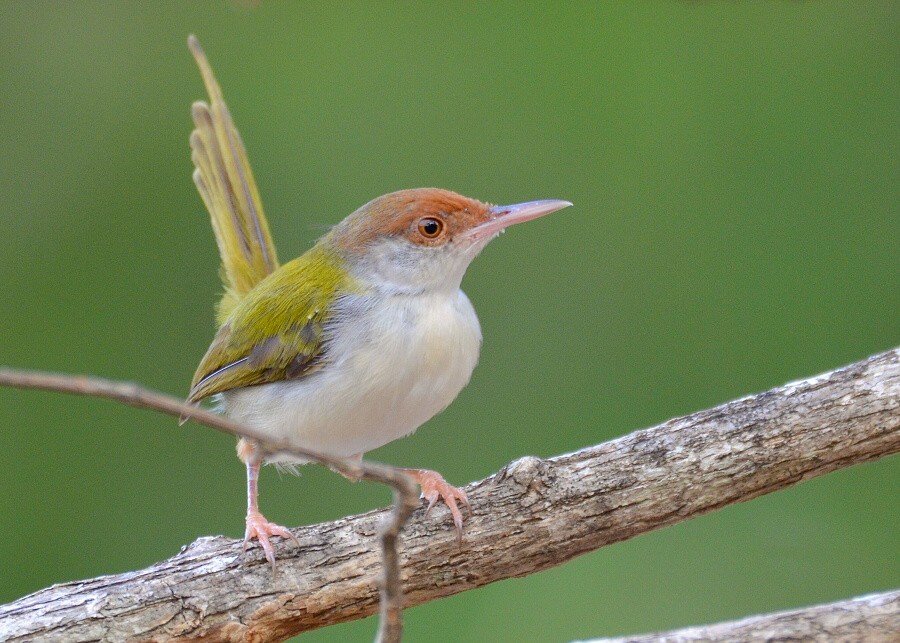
left=586, top=589, right=900, bottom=642
left=1, top=348, right=897, bottom=642
left=0, top=368, right=418, bottom=642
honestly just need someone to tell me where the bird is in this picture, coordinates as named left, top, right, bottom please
left=185, top=36, right=572, bottom=567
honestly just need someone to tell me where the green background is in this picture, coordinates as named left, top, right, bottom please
left=1, top=2, right=897, bottom=641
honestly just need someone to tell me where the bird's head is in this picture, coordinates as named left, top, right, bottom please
left=327, top=188, right=572, bottom=294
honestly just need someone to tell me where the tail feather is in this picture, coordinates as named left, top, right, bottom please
left=188, top=35, right=278, bottom=323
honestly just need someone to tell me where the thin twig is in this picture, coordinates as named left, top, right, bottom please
left=0, top=348, right=897, bottom=641
left=0, top=367, right=418, bottom=643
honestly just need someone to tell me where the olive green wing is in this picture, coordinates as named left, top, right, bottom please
left=188, top=248, right=353, bottom=403
left=188, top=35, right=279, bottom=325
left=188, top=319, right=323, bottom=404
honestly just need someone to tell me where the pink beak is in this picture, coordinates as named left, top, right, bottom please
left=464, top=199, right=573, bottom=242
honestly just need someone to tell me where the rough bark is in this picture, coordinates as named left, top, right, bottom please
left=586, top=589, right=900, bottom=642
left=0, top=367, right=421, bottom=643
left=1, top=348, right=897, bottom=642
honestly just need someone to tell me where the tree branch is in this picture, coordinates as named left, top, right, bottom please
left=0, top=369, right=418, bottom=643
left=0, top=348, right=897, bottom=642
left=585, top=589, right=900, bottom=642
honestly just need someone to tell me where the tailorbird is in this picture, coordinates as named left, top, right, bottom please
left=186, top=36, right=572, bottom=566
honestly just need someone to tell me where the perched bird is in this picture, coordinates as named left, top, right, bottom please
left=186, top=36, right=572, bottom=567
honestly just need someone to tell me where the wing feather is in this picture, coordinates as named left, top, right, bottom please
left=188, top=247, right=355, bottom=403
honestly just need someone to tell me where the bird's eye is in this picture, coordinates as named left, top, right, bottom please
left=417, top=217, right=444, bottom=239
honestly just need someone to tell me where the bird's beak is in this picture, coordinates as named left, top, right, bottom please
left=462, top=199, right=573, bottom=242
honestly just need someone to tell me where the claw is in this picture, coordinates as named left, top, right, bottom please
left=405, top=469, right=470, bottom=541
left=244, top=509, right=298, bottom=570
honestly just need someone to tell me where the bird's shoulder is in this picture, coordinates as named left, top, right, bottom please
left=188, top=244, right=358, bottom=402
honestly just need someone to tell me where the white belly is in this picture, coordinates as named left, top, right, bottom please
left=222, top=289, right=482, bottom=461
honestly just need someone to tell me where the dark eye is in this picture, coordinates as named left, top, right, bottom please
left=417, top=217, right=444, bottom=239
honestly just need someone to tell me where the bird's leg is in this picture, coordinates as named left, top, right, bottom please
left=336, top=457, right=469, bottom=538
left=400, top=468, right=470, bottom=540
left=239, top=439, right=299, bottom=569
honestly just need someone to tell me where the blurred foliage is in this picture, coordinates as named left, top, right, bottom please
left=0, top=2, right=897, bottom=641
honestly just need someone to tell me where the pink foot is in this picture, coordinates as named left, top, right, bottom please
left=244, top=509, right=299, bottom=569
left=404, top=469, right=470, bottom=540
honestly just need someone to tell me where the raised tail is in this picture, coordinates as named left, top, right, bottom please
left=188, top=35, right=279, bottom=324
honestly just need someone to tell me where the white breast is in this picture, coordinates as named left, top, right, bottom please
left=222, top=289, right=482, bottom=460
